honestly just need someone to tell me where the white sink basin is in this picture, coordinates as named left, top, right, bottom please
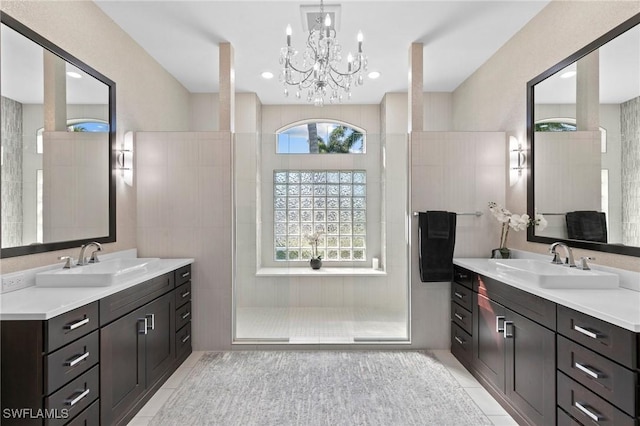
left=36, top=258, right=161, bottom=287
left=491, top=259, right=619, bottom=289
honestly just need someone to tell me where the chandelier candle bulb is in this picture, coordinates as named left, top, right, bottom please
left=286, top=25, right=292, bottom=46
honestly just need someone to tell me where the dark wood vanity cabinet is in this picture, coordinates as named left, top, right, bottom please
left=452, top=265, right=640, bottom=426
left=472, top=274, right=556, bottom=426
left=1, top=264, right=193, bottom=426
left=453, top=266, right=556, bottom=426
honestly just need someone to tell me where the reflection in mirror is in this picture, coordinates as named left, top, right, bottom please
left=1, top=14, right=115, bottom=258
left=528, top=13, right=640, bottom=256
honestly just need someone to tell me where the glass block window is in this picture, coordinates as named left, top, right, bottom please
left=274, top=170, right=366, bottom=262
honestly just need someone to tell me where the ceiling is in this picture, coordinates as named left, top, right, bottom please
left=94, top=0, right=551, bottom=105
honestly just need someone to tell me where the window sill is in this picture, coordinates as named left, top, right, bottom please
left=256, top=267, right=387, bottom=277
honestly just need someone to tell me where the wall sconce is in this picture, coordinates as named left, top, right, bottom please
left=509, top=136, right=526, bottom=176
left=118, top=132, right=134, bottom=186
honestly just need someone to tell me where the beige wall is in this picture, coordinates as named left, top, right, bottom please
left=1, top=0, right=191, bottom=273
left=452, top=0, right=640, bottom=272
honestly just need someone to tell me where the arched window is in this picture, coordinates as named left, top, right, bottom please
left=276, top=121, right=365, bottom=154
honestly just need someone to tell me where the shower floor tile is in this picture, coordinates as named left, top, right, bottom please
left=235, top=307, right=408, bottom=342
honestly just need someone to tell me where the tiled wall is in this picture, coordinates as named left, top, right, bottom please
left=136, top=131, right=233, bottom=350
left=1, top=96, right=24, bottom=247
left=621, top=96, right=640, bottom=246
left=410, top=131, right=506, bottom=348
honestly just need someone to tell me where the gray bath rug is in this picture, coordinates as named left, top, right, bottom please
left=151, top=351, right=492, bottom=426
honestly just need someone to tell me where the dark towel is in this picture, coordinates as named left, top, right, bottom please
left=426, top=211, right=450, bottom=239
left=418, top=211, right=457, bottom=282
left=565, top=211, right=607, bottom=243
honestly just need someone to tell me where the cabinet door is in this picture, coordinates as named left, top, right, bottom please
left=504, top=309, right=556, bottom=426
left=145, top=292, right=176, bottom=387
left=100, top=305, right=146, bottom=425
left=473, top=293, right=506, bottom=392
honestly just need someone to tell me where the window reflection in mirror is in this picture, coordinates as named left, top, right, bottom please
left=528, top=14, right=640, bottom=256
left=1, top=14, right=115, bottom=257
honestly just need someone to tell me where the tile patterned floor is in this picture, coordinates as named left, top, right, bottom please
left=127, top=350, right=517, bottom=426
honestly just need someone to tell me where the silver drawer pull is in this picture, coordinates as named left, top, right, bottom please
left=65, top=352, right=90, bottom=367
left=496, top=316, right=505, bottom=333
left=64, top=388, right=90, bottom=406
left=64, top=317, right=89, bottom=331
left=181, top=271, right=190, bottom=278
left=454, top=292, right=465, bottom=299
left=454, top=313, right=464, bottom=321
left=181, top=311, right=191, bottom=320
left=574, top=402, right=603, bottom=422
left=573, top=325, right=600, bottom=339
left=181, top=334, right=191, bottom=344
left=574, top=362, right=603, bottom=379
left=138, top=318, right=148, bottom=335
left=181, top=291, right=191, bottom=299
left=503, top=321, right=514, bottom=338
left=454, top=336, right=464, bottom=345
left=146, top=314, right=155, bottom=330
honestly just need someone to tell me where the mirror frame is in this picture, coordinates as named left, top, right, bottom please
left=1, top=13, right=116, bottom=258
left=526, top=12, right=640, bottom=257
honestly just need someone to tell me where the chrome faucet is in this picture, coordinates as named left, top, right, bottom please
left=77, top=242, right=102, bottom=266
left=549, top=242, right=576, bottom=267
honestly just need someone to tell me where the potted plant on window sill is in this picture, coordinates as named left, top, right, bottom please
left=306, top=231, right=324, bottom=269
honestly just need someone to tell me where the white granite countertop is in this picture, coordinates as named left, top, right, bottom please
left=454, top=258, right=640, bottom=332
left=0, top=256, right=193, bottom=321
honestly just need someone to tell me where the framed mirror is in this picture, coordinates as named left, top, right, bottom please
left=1, top=13, right=116, bottom=258
left=527, top=13, right=640, bottom=256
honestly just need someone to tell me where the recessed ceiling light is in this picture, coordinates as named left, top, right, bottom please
left=66, top=71, right=82, bottom=79
left=368, top=71, right=381, bottom=79
left=560, top=70, right=576, bottom=79
left=261, top=71, right=274, bottom=79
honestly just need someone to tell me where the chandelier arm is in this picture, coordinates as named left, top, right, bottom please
left=285, top=58, right=315, bottom=75
left=328, top=61, right=363, bottom=78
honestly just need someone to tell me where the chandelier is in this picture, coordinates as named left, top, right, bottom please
left=279, top=0, right=368, bottom=106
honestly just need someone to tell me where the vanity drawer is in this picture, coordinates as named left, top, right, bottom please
left=100, top=272, right=175, bottom=326
left=557, top=372, right=636, bottom=426
left=176, top=265, right=192, bottom=286
left=557, top=407, right=582, bottom=426
left=451, top=301, right=472, bottom=335
left=46, top=302, right=99, bottom=352
left=175, top=302, right=192, bottom=332
left=451, top=322, right=473, bottom=367
left=558, top=335, right=638, bottom=417
left=452, top=281, right=473, bottom=312
left=175, top=282, right=191, bottom=308
left=453, top=266, right=473, bottom=290
left=176, top=322, right=192, bottom=360
left=558, top=305, right=637, bottom=369
left=45, top=331, right=99, bottom=395
left=65, top=399, right=99, bottom=426
left=45, top=365, right=99, bottom=426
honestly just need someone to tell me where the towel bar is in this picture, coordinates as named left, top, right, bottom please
left=412, top=211, right=482, bottom=217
